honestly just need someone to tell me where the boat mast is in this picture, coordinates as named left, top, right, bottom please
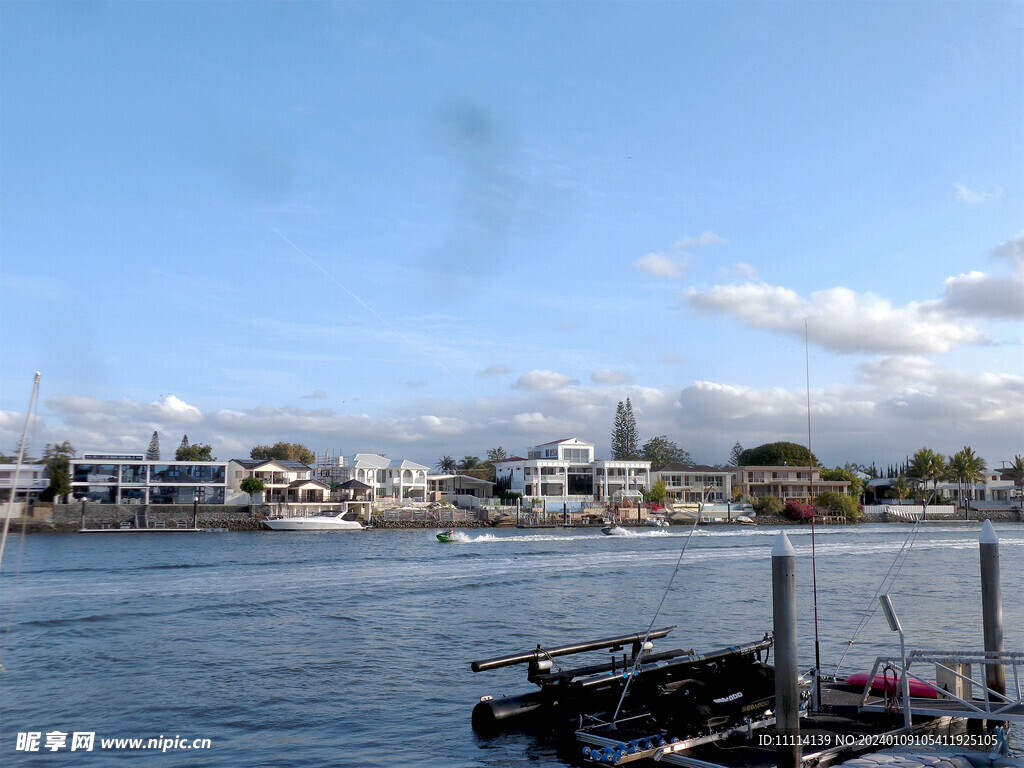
left=805, top=322, right=822, bottom=707
left=0, top=372, right=41, bottom=575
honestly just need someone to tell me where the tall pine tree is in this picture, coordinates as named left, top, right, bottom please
left=729, top=441, right=743, bottom=466
left=146, top=430, right=161, bottom=460
left=611, top=397, right=639, bottom=460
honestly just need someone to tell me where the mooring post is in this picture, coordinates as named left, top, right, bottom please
left=772, top=531, right=801, bottom=768
left=979, top=519, right=1006, bottom=696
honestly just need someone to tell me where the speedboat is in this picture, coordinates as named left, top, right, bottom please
left=263, top=511, right=365, bottom=531
left=735, top=515, right=755, bottom=525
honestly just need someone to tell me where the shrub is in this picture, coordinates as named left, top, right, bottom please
left=816, top=491, right=861, bottom=521
left=784, top=500, right=814, bottom=520
left=753, top=494, right=784, bottom=516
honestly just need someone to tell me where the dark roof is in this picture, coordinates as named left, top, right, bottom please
left=288, top=478, right=330, bottom=489
left=337, top=479, right=371, bottom=489
left=539, top=437, right=577, bottom=446
left=233, top=459, right=312, bottom=469
left=654, top=463, right=725, bottom=472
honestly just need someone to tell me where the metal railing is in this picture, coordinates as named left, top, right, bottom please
left=859, top=649, right=1024, bottom=723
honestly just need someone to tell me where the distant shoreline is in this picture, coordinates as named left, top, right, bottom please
left=9, top=508, right=1021, bottom=534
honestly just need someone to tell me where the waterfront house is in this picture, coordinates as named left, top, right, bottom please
left=315, top=453, right=428, bottom=502
left=427, top=474, right=495, bottom=506
left=227, top=458, right=320, bottom=505
left=652, top=463, right=733, bottom=503
left=494, top=438, right=651, bottom=504
left=71, top=452, right=229, bottom=505
left=731, top=465, right=850, bottom=501
left=0, top=462, right=49, bottom=503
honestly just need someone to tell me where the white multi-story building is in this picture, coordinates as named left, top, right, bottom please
left=494, top=438, right=651, bottom=503
left=316, top=453, right=428, bottom=502
left=0, top=463, right=49, bottom=503
left=652, top=464, right=733, bottom=503
left=731, top=465, right=850, bottom=501
left=71, top=452, right=229, bottom=504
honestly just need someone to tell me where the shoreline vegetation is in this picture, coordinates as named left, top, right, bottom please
left=8, top=506, right=1022, bottom=534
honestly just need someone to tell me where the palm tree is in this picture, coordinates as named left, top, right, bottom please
left=436, top=456, right=458, bottom=474
left=949, top=446, right=986, bottom=518
left=889, top=475, right=912, bottom=504
left=1002, top=455, right=1024, bottom=507
left=907, top=447, right=947, bottom=520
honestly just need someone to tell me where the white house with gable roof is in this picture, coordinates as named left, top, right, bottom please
left=315, top=453, right=428, bottom=502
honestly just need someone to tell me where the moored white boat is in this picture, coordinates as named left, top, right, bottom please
left=263, top=511, right=364, bottom=531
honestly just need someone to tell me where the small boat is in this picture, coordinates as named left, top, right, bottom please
left=263, top=511, right=364, bottom=531
left=844, top=671, right=939, bottom=698
left=601, top=525, right=623, bottom=535
left=735, top=515, right=755, bottom=525
left=436, top=531, right=455, bottom=542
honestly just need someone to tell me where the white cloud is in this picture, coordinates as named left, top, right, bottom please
left=633, top=231, right=726, bottom=279
left=718, top=262, right=760, bottom=281
left=591, top=369, right=631, bottom=384
left=477, top=364, right=513, bottom=377
left=938, top=270, right=1024, bottom=318
left=6, top=358, right=1020, bottom=470
left=955, top=183, right=1003, bottom=205
left=994, top=230, right=1024, bottom=278
left=302, top=389, right=328, bottom=400
left=633, top=251, right=685, bottom=278
left=673, top=231, right=727, bottom=249
left=685, top=282, right=987, bottom=354
left=513, top=369, right=577, bottom=391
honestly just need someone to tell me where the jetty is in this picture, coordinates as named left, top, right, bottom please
left=469, top=521, right=1022, bottom=768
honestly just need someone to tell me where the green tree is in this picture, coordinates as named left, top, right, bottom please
left=611, top=398, right=639, bottom=460
left=816, top=490, right=861, bottom=521
left=146, top=430, right=161, bottom=460
left=250, top=442, right=315, bottom=465
left=40, top=441, right=75, bottom=503
left=948, top=446, right=986, bottom=513
left=888, top=475, right=912, bottom=503
left=737, top=441, right=817, bottom=467
left=728, top=441, right=744, bottom=466
left=907, top=447, right=947, bottom=520
left=176, top=443, right=215, bottom=461
left=643, top=478, right=668, bottom=504
left=641, top=436, right=692, bottom=469
left=753, top=494, right=784, bottom=516
left=820, top=467, right=863, bottom=500
left=482, top=447, right=508, bottom=481
left=239, top=476, right=266, bottom=504
left=1003, top=455, right=1024, bottom=501
left=458, top=456, right=489, bottom=480
left=436, top=455, right=458, bottom=473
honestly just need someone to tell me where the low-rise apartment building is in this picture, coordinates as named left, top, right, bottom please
left=732, top=465, right=850, bottom=500
left=652, top=464, right=732, bottom=503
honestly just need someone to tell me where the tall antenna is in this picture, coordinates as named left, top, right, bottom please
left=805, top=321, right=822, bottom=707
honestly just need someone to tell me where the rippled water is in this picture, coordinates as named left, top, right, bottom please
left=1, top=523, right=1021, bottom=766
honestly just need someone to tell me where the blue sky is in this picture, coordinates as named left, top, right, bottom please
left=1, top=0, right=1021, bottom=469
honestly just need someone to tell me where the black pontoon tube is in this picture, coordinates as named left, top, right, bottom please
left=470, top=626, right=676, bottom=673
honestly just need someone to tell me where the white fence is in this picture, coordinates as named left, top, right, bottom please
left=863, top=504, right=957, bottom=520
